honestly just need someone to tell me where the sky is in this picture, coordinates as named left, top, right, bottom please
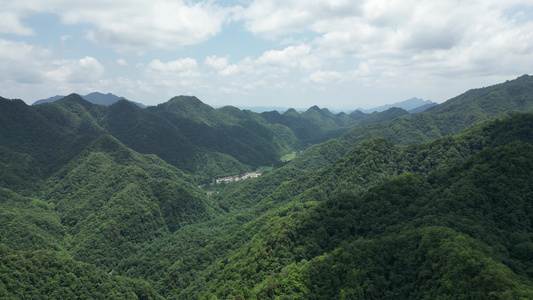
left=1, top=0, right=533, bottom=110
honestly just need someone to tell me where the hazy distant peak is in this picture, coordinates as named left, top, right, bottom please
left=283, top=108, right=299, bottom=116
left=358, top=97, right=436, bottom=113
left=32, top=95, right=65, bottom=106
left=32, top=92, right=146, bottom=108
left=59, top=93, right=90, bottom=104
left=168, top=95, right=203, bottom=104
left=163, top=95, right=213, bottom=112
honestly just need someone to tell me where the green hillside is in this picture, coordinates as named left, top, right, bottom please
left=260, top=105, right=409, bottom=144
left=148, top=96, right=301, bottom=168
left=290, top=74, right=533, bottom=171
left=164, top=113, right=533, bottom=299
left=0, top=246, right=162, bottom=299
left=32, top=95, right=250, bottom=181
left=1, top=76, right=533, bottom=299
left=198, top=140, right=533, bottom=299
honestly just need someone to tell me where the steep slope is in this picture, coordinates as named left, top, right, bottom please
left=33, top=94, right=107, bottom=136
left=350, top=107, right=410, bottom=127
left=261, top=108, right=330, bottom=143
left=0, top=188, right=65, bottom=252
left=107, top=100, right=249, bottom=180
left=32, top=96, right=250, bottom=181
left=184, top=118, right=533, bottom=299
left=290, top=74, right=533, bottom=170
left=214, top=111, right=533, bottom=213
left=0, top=97, right=95, bottom=175
left=43, top=134, right=215, bottom=269
left=0, top=146, right=44, bottom=195
left=105, top=100, right=197, bottom=169
left=2, top=76, right=533, bottom=299
left=0, top=247, right=162, bottom=299
left=148, top=96, right=300, bottom=167
left=261, top=106, right=412, bottom=144
left=117, top=112, right=533, bottom=299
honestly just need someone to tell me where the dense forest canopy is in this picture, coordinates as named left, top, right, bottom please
left=1, top=75, right=533, bottom=299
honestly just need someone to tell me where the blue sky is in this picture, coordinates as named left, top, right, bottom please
left=1, top=0, right=533, bottom=110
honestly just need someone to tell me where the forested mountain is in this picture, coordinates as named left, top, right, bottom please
left=1, top=75, right=533, bottom=299
left=260, top=105, right=409, bottom=144
left=115, top=111, right=533, bottom=299
left=33, top=91, right=147, bottom=108
left=356, top=97, right=436, bottom=113
left=32, top=95, right=254, bottom=181
left=146, top=96, right=301, bottom=168
left=289, top=74, right=533, bottom=171
left=29, top=93, right=425, bottom=179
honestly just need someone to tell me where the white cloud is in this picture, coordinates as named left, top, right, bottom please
left=306, top=70, right=346, bottom=84
left=235, top=0, right=361, bottom=37
left=0, top=40, right=108, bottom=101
left=2, top=0, right=533, bottom=108
left=0, top=12, right=35, bottom=35
left=219, top=44, right=318, bottom=78
left=0, top=39, right=38, bottom=60
left=204, top=55, right=229, bottom=69
left=3, top=0, right=232, bottom=52
left=147, top=58, right=198, bottom=73
left=46, top=56, right=105, bottom=83
left=60, top=35, right=72, bottom=42
left=257, top=45, right=315, bottom=68
left=143, top=58, right=203, bottom=89
left=116, top=58, right=128, bottom=66
left=0, top=39, right=50, bottom=84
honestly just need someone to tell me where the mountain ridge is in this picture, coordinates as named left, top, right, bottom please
left=1, top=75, right=533, bottom=299
left=356, top=97, right=437, bottom=113
left=32, top=92, right=147, bottom=108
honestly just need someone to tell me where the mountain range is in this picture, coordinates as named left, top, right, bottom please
left=32, top=91, right=147, bottom=108
left=1, top=75, right=533, bottom=299
left=33, top=92, right=436, bottom=115
left=355, top=97, right=437, bottom=113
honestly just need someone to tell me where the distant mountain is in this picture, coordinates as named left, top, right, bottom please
left=357, top=97, right=436, bottom=113
left=82, top=92, right=125, bottom=106
left=32, top=92, right=146, bottom=108
left=147, top=96, right=301, bottom=170
left=289, top=75, right=533, bottom=170
left=32, top=95, right=65, bottom=104
left=234, top=105, right=292, bottom=113
left=408, top=102, right=438, bottom=113
left=2, top=75, right=533, bottom=299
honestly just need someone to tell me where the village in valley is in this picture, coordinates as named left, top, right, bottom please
left=202, top=171, right=263, bottom=196
left=215, top=171, right=262, bottom=184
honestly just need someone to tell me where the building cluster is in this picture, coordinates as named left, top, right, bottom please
left=215, top=171, right=261, bottom=184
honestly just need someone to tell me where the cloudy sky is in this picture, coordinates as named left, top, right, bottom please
left=1, top=0, right=533, bottom=109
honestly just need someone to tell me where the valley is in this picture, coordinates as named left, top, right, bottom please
left=1, top=75, right=533, bottom=299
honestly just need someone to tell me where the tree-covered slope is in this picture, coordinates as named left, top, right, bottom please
left=148, top=96, right=301, bottom=168
left=41, top=134, right=216, bottom=269
left=260, top=106, right=410, bottom=144
left=33, top=94, right=108, bottom=136
left=0, top=97, right=93, bottom=175
left=190, top=131, right=533, bottom=299
left=32, top=96, right=250, bottom=181
left=0, top=188, right=65, bottom=253
left=290, top=74, right=533, bottom=171
left=2, top=76, right=533, bottom=299
left=212, top=111, right=533, bottom=217
left=113, top=112, right=533, bottom=299
left=0, top=246, right=162, bottom=299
